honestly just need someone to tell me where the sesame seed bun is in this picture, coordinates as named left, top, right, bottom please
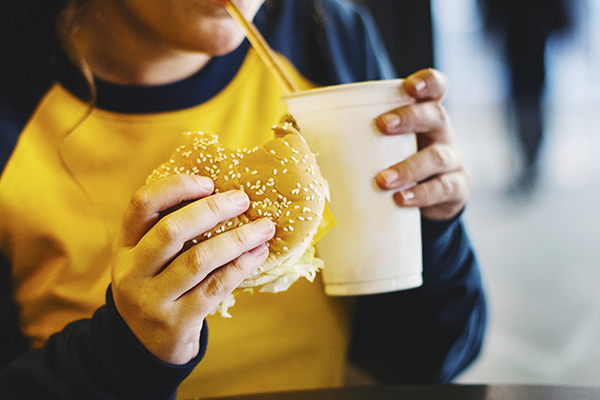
left=147, top=115, right=327, bottom=292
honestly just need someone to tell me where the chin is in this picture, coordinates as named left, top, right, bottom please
left=211, top=35, right=246, bottom=56
left=198, top=26, right=247, bottom=56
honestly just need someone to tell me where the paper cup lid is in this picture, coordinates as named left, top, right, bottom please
left=283, top=79, right=411, bottom=114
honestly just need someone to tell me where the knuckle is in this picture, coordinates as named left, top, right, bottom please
left=154, top=216, right=182, bottom=243
left=419, top=181, right=434, bottom=203
left=436, top=174, right=454, bottom=197
left=204, top=195, right=225, bottom=217
left=202, top=272, right=229, bottom=298
left=430, top=102, right=449, bottom=128
left=429, top=144, right=453, bottom=168
left=403, top=103, right=421, bottom=127
left=228, top=227, right=250, bottom=248
left=129, top=187, right=152, bottom=215
left=186, top=245, right=211, bottom=275
left=230, top=255, right=252, bottom=276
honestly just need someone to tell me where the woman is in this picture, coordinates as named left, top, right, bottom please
left=0, top=0, right=486, bottom=398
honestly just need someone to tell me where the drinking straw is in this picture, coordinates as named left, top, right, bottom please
left=223, top=0, right=300, bottom=94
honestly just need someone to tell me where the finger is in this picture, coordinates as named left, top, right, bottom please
left=403, top=68, right=449, bottom=102
left=376, top=143, right=464, bottom=191
left=118, top=175, right=215, bottom=248
left=153, top=217, right=275, bottom=300
left=179, top=243, right=270, bottom=315
left=392, top=170, right=471, bottom=217
left=375, top=100, right=453, bottom=141
left=133, top=189, right=252, bottom=275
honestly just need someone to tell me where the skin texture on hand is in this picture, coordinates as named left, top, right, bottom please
left=374, top=69, right=472, bottom=221
left=111, top=174, right=275, bottom=364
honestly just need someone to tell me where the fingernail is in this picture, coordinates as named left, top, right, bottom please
left=413, top=78, right=426, bottom=93
left=379, top=169, right=399, bottom=186
left=379, top=113, right=401, bottom=131
left=401, top=190, right=415, bottom=202
left=253, top=218, right=274, bottom=234
left=228, top=190, right=249, bottom=207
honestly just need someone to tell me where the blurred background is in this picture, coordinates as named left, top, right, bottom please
left=432, top=0, right=600, bottom=386
left=361, top=0, right=600, bottom=387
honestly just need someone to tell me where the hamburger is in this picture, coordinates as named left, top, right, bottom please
left=147, top=115, right=328, bottom=316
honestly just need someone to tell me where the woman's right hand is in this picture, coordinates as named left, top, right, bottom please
left=110, top=174, right=275, bottom=365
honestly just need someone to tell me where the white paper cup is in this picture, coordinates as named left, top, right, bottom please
left=283, top=79, right=423, bottom=296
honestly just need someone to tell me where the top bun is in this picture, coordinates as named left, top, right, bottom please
left=147, top=115, right=327, bottom=295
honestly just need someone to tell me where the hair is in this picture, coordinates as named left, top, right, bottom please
left=0, top=0, right=96, bottom=104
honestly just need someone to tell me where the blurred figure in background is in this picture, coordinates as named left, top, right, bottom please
left=479, top=0, right=573, bottom=195
left=359, top=0, right=435, bottom=78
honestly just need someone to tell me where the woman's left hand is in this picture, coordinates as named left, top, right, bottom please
left=374, top=68, right=471, bottom=220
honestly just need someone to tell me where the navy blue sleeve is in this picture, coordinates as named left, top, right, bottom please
left=0, top=255, right=29, bottom=369
left=349, top=212, right=487, bottom=383
left=257, top=0, right=397, bottom=86
left=0, top=287, right=207, bottom=400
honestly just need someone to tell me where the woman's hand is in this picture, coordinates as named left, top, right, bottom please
left=374, top=68, right=472, bottom=220
left=110, top=174, right=275, bottom=364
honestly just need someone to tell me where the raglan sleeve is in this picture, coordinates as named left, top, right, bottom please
left=0, top=286, right=207, bottom=400
left=348, top=211, right=487, bottom=383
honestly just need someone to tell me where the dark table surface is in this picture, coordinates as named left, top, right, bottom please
left=204, top=384, right=600, bottom=400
